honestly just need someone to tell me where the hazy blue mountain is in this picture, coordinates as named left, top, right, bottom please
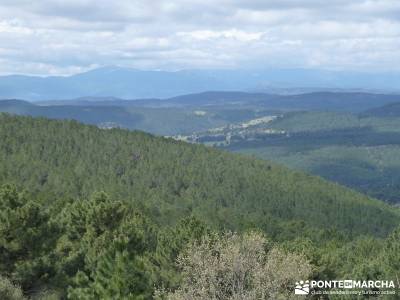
left=0, top=99, right=36, bottom=114
left=0, top=99, right=254, bottom=135
left=1, top=66, right=400, bottom=100
left=362, top=102, right=400, bottom=118
left=255, top=92, right=400, bottom=112
left=1, top=92, right=400, bottom=136
left=37, top=91, right=400, bottom=113
left=4, top=90, right=400, bottom=112
left=0, top=99, right=144, bottom=129
left=144, top=91, right=400, bottom=112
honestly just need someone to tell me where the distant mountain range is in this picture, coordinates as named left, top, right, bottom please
left=5, top=91, right=400, bottom=111
left=1, top=91, right=399, bottom=136
left=1, top=66, right=399, bottom=100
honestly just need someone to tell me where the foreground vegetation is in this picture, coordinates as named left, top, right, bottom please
left=1, top=114, right=400, bottom=299
left=2, top=184, right=400, bottom=299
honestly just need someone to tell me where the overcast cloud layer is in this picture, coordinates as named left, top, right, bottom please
left=0, top=0, right=399, bottom=75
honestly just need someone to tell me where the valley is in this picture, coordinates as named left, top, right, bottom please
left=2, top=91, right=400, bottom=205
left=171, top=107, right=400, bottom=204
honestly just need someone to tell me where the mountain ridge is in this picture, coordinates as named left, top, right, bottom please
left=1, top=67, right=400, bottom=100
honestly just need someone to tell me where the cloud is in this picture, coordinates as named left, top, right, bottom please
left=0, top=0, right=399, bottom=75
left=177, top=29, right=264, bottom=42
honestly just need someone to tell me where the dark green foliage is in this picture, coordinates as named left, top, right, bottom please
left=1, top=114, right=400, bottom=298
left=55, top=192, right=157, bottom=298
left=232, top=110, right=400, bottom=203
left=0, top=184, right=58, bottom=291
left=0, top=114, right=398, bottom=238
left=0, top=185, right=160, bottom=299
left=0, top=183, right=210, bottom=299
left=151, top=217, right=209, bottom=290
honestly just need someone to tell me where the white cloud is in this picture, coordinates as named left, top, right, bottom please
left=177, top=29, right=264, bottom=42
left=0, top=0, right=399, bottom=75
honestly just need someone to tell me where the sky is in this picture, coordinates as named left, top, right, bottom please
left=0, top=0, right=399, bottom=75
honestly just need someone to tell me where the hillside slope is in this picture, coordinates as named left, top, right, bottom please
left=0, top=99, right=145, bottom=129
left=362, top=101, right=400, bottom=117
left=0, top=114, right=398, bottom=237
left=227, top=110, right=400, bottom=203
left=0, top=100, right=236, bottom=135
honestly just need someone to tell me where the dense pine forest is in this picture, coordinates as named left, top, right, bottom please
left=229, top=110, right=400, bottom=203
left=1, top=113, right=400, bottom=299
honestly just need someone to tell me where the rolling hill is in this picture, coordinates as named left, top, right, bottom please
left=1, top=91, right=400, bottom=136
left=0, top=99, right=144, bottom=129
left=35, top=91, right=400, bottom=112
left=0, top=99, right=244, bottom=135
left=362, top=101, right=400, bottom=118
left=227, top=110, right=400, bottom=203
left=1, top=114, right=400, bottom=299
left=0, top=113, right=398, bottom=237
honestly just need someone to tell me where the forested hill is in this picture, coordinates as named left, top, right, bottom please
left=0, top=113, right=398, bottom=238
left=362, top=101, right=400, bottom=117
